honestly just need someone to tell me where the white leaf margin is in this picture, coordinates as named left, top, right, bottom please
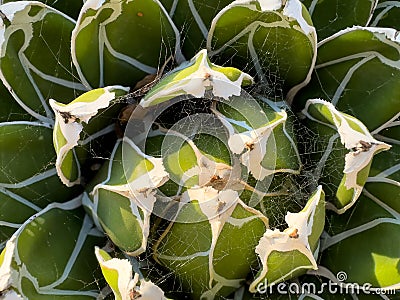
left=207, top=0, right=318, bottom=103
left=95, top=247, right=167, bottom=300
left=71, top=0, right=185, bottom=89
left=50, top=85, right=129, bottom=187
left=249, top=185, right=324, bottom=292
left=302, top=99, right=391, bottom=213
left=88, top=137, right=169, bottom=256
left=141, top=49, right=253, bottom=107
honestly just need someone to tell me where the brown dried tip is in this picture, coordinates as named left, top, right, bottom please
left=59, top=111, right=76, bottom=124
left=129, top=289, right=141, bottom=299
left=245, top=142, right=255, bottom=151
left=288, top=228, right=299, bottom=239
left=207, top=175, right=228, bottom=190
left=351, top=140, right=374, bottom=155
left=217, top=201, right=226, bottom=213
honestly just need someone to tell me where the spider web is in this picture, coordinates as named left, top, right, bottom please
left=0, top=1, right=391, bottom=300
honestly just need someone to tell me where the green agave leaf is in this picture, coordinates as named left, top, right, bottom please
left=319, top=120, right=399, bottom=292
left=320, top=191, right=400, bottom=291
left=249, top=186, right=325, bottom=292
left=213, top=96, right=301, bottom=182
left=207, top=0, right=317, bottom=100
left=294, top=26, right=400, bottom=132
left=302, top=99, right=390, bottom=213
left=141, top=49, right=253, bottom=107
left=301, top=0, right=378, bottom=40
left=71, top=0, right=183, bottom=89
left=160, top=0, right=233, bottom=58
left=95, top=247, right=167, bottom=300
left=0, top=80, right=31, bottom=122
left=156, top=128, right=233, bottom=190
left=84, top=138, right=168, bottom=256
left=370, top=1, right=400, bottom=30
left=210, top=96, right=303, bottom=212
left=50, top=86, right=128, bottom=186
left=0, top=1, right=86, bottom=124
left=0, top=198, right=106, bottom=299
left=2, top=0, right=85, bottom=19
left=153, top=187, right=268, bottom=299
left=0, top=122, right=80, bottom=247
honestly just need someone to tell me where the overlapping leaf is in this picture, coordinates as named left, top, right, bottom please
left=207, top=0, right=317, bottom=100
left=301, top=0, right=378, bottom=40
left=0, top=122, right=80, bottom=248
left=319, top=117, right=399, bottom=291
left=160, top=0, right=233, bottom=58
left=370, top=0, right=400, bottom=30
left=249, top=186, right=325, bottom=291
left=153, top=187, right=268, bottom=299
left=0, top=198, right=106, bottom=299
left=84, top=138, right=168, bottom=256
left=0, top=2, right=86, bottom=124
left=95, top=247, right=167, bottom=300
left=302, top=99, right=390, bottom=213
left=294, top=26, right=400, bottom=132
left=50, top=86, right=128, bottom=186
left=71, top=0, right=183, bottom=89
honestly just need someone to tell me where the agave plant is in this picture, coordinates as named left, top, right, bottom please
left=0, top=0, right=399, bottom=299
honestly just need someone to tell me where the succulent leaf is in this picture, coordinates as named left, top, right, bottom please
left=141, top=49, right=253, bottom=107
left=294, top=26, right=400, bottom=131
left=95, top=247, right=167, bottom=300
left=154, top=187, right=268, bottom=299
left=370, top=0, right=400, bottom=30
left=249, top=186, right=325, bottom=291
left=0, top=198, right=106, bottom=299
left=160, top=0, right=233, bottom=58
left=207, top=0, right=317, bottom=99
left=0, top=1, right=85, bottom=124
left=319, top=119, right=399, bottom=291
left=0, top=0, right=398, bottom=297
left=71, top=0, right=183, bottom=89
left=50, top=86, right=129, bottom=186
left=213, top=98, right=299, bottom=181
left=2, top=0, right=85, bottom=19
left=320, top=192, right=400, bottom=290
left=301, top=0, right=378, bottom=40
left=0, top=122, right=80, bottom=246
left=84, top=138, right=168, bottom=255
left=302, top=99, right=390, bottom=213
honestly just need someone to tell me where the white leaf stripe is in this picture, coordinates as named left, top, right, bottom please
left=187, top=0, right=208, bottom=38
left=370, top=1, right=400, bottom=26
left=0, top=187, right=41, bottom=212
left=102, top=28, right=157, bottom=74
left=40, top=215, right=95, bottom=290
left=0, top=221, right=21, bottom=229
left=0, top=168, right=57, bottom=189
left=363, top=188, right=400, bottom=220
left=330, top=56, right=375, bottom=106
left=0, top=2, right=79, bottom=123
left=24, top=57, right=87, bottom=91
left=321, top=218, right=400, bottom=251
